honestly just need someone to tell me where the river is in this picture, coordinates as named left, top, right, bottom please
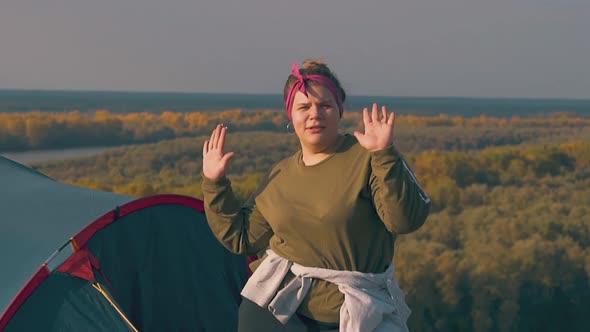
left=1, top=146, right=116, bottom=164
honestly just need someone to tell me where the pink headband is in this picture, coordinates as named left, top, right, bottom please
left=285, top=63, right=344, bottom=121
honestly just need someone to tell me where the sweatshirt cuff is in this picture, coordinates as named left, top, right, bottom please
left=369, top=144, right=401, bottom=166
left=201, top=174, right=231, bottom=192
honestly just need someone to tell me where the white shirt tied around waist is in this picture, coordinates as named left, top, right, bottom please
left=241, top=250, right=412, bottom=332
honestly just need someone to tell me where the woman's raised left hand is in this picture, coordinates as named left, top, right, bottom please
left=353, top=103, right=395, bottom=152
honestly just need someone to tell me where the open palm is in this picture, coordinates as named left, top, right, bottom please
left=202, top=124, right=235, bottom=181
left=353, top=103, right=396, bottom=152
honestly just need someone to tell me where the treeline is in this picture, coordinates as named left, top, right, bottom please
left=1, top=110, right=589, bottom=151
left=0, top=110, right=281, bottom=151
left=31, top=134, right=590, bottom=331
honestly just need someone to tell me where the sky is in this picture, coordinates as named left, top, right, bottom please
left=1, top=0, right=589, bottom=98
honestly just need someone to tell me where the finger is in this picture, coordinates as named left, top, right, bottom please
left=212, top=124, right=222, bottom=149
left=362, top=107, right=371, bottom=126
left=218, top=126, right=228, bottom=154
left=203, top=139, right=209, bottom=156
left=371, top=103, right=379, bottom=123
left=208, top=128, right=216, bottom=151
left=387, top=111, right=396, bottom=126
left=381, top=106, right=388, bottom=123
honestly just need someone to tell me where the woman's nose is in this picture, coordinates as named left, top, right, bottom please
left=308, top=104, right=322, bottom=118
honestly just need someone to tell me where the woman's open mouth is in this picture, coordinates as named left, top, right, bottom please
left=306, top=125, right=325, bottom=133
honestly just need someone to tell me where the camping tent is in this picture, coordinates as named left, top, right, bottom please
left=0, top=156, right=247, bottom=331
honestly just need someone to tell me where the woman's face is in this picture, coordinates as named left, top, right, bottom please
left=290, top=83, right=341, bottom=153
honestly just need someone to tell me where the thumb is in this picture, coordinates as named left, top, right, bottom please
left=221, top=152, right=235, bottom=166
left=353, top=131, right=364, bottom=141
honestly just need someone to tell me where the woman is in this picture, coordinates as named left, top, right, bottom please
left=201, top=60, right=431, bottom=332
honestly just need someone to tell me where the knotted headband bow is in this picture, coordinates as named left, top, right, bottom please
left=285, top=63, right=344, bottom=121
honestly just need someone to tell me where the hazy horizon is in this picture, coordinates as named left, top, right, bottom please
left=2, top=88, right=590, bottom=101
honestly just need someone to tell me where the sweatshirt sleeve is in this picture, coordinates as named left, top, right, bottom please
left=369, top=145, right=431, bottom=234
left=201, top=175, right=274, bottom=255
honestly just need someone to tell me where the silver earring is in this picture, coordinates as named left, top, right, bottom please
left=286, top=122, right=295, bottom=135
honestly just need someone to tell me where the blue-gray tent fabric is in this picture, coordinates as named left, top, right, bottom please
left=85, top=204, right=247, bottom=331
left=4, top=202, right=248, bottom=332
left=0, top=156, right=133, bottom=311
left=4, top=273, right=135, bottom=332
left=1, top=157, right=248, bottom=331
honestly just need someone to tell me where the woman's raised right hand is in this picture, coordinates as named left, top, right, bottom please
left=202, top=124, right=235, bottom=181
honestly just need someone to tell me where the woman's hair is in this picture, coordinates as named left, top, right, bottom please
left=283, top=59, right=346, bottom=103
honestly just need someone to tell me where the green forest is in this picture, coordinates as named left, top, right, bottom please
left=11, top=109, right=590, bottom=331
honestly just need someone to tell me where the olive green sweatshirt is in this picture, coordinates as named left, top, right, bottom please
left=201, top=134, right=430, bottom=323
